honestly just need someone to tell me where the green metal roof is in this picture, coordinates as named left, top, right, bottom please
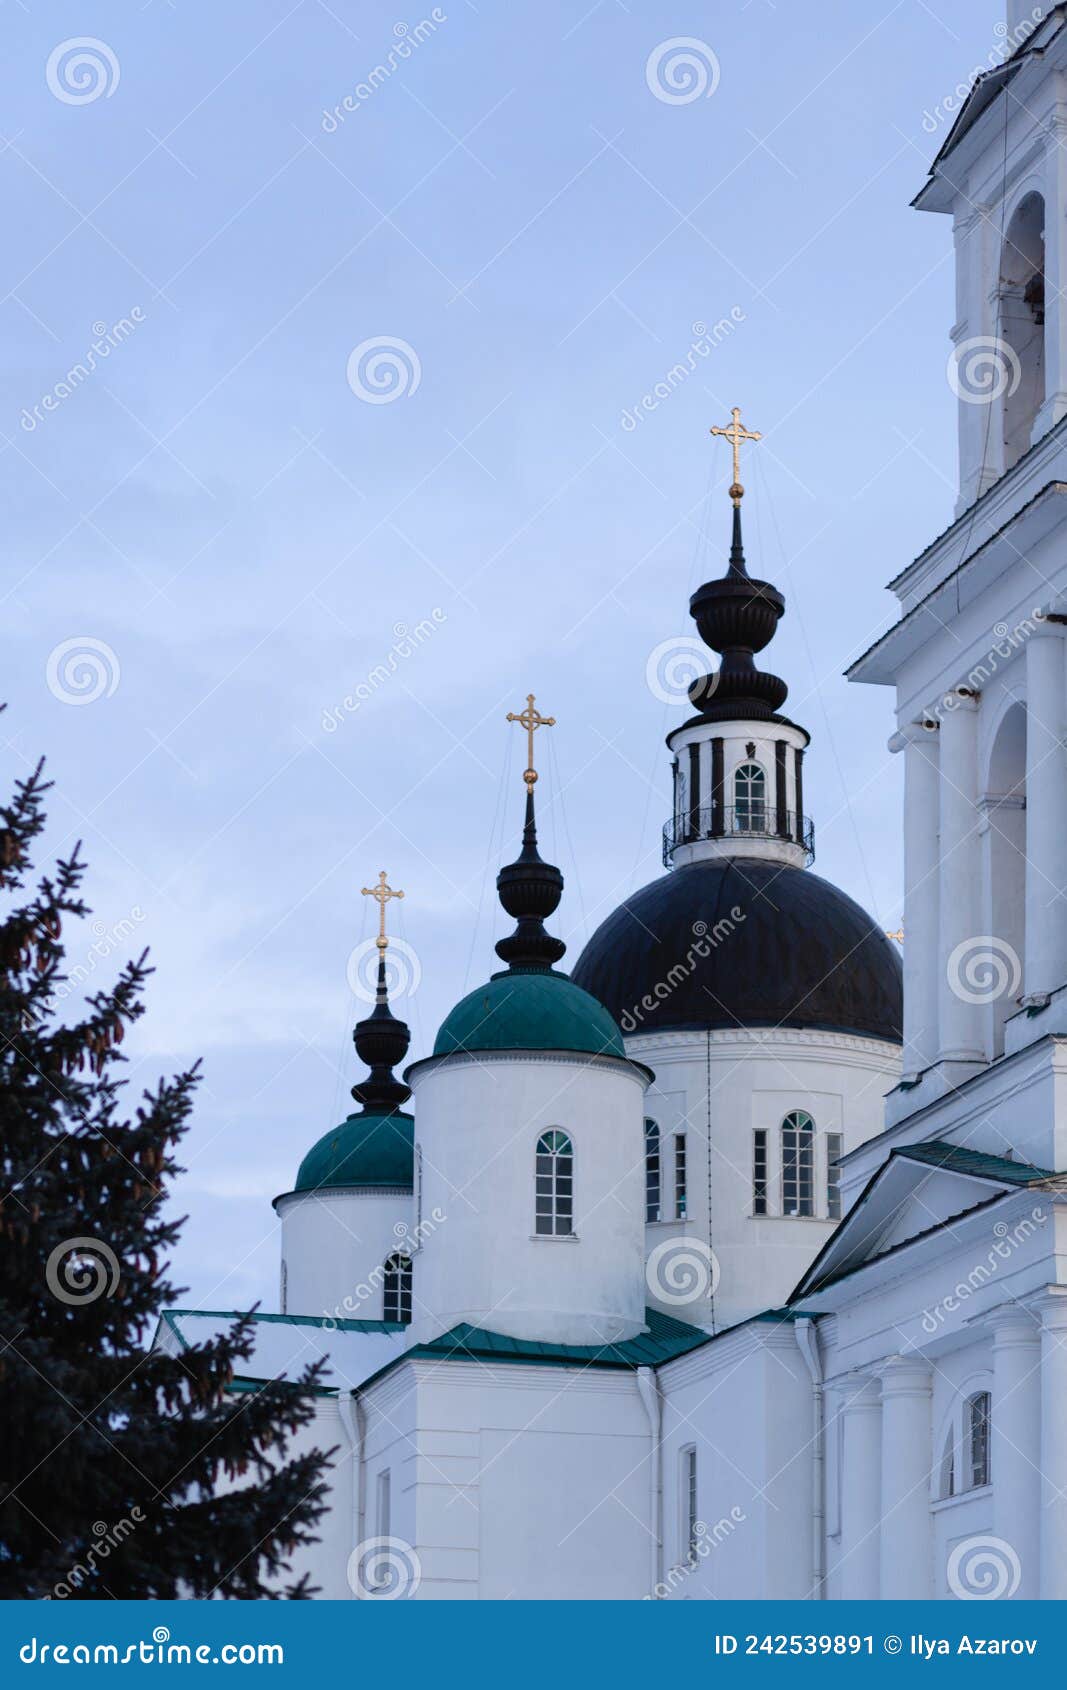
left=404, top=1307, right=709, bottom=1371
left=897, top=1141, right=1053, bottom=1185
left=291, top=1109, right=414, bottom=1194
left=434, top=970, right=625, bottom=1060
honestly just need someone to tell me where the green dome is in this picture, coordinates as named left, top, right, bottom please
left=294, top=1110, right=414, bottom=1193
left=434, top=971, right=625, bottom=1060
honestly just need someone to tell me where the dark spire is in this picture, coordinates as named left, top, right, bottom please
left=687, top=420, right=788, bottom=719
left=494, top=785, right=566, bottom=972
left=351, top=952, right=411, bottom=1110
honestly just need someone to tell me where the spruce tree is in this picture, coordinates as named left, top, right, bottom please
left=0, top=752, right=332, bottom=1598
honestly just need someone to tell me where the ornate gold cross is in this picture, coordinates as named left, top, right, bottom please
left=506, top=693, right=556, bottom=791
left=361, top=870, right=404, bottom=953
left=711, top=406, right=762, bottom=505
left=886, top=928, right=904, bottom=944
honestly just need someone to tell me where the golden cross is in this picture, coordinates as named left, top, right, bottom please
left=506, top=693, right=556, bottom=791
left=886, top=928, right=904, bottom=944
left=711, top=406, right=762, bottom=505
left=361, top=870, right=404, bottom=953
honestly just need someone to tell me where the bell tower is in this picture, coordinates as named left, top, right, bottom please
left=915, top=7, right=1064, bottom=511
left=665, top=408, right=812, bottom=874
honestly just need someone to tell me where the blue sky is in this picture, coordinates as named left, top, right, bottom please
left=2, top=0, right=1004, bottom=1309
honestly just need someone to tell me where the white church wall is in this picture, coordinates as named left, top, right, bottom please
left=377, top=1361, right=652, bottom=1599
left=629, top=1030, right=898, bottom=1330
left=657, top=1321, right=814, bottom=1599
left=276, top=1187, right=413, bottom=1321
left=409, top=1050, right=648, bottom=1346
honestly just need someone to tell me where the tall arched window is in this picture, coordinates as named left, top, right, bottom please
left=968, top=1391, right=991, bottom=1489
left=938, top=1427, right=955, bottom=1500
left=1000, top=191, right=1045, bottom=469
left=535, top=1130, right=574, bottom=1236
left=645, top=1120, right=661, bottom=1222
left=781, top=1110, right=815, bottom=1217
left=734, top=762, right=766, bottom=833
left=382, top=1252, right=413, bottom=1324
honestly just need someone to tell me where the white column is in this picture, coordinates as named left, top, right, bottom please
left=937, top=691, right=985, bottom=1064
left=1036, top=116, right=1067, bottom=440
left=952, top=207, right=1000, bottom=511
left=1024, top=625, right=1067, bottom=1000
left=895, top=725, right=941, bottom=1077
left=1038, top=1290, right=1067, bottom=1599
left=878, top=1357, right=932, bottom=1598
left=837, top=1376, right=881, bottom=1599
left=990, top=1306, right=1041, bottom=1599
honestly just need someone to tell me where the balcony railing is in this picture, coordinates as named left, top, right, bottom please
left=663, top=804, right=815, bottom=868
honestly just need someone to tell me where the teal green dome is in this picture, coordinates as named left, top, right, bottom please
left=294, top=1110, right=414, bottom=1193
left=434, top=971, right=625, bottom=1060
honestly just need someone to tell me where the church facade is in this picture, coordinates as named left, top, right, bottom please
left=157, top=6, right=1067, bottom=1600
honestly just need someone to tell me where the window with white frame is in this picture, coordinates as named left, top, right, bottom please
left=935, top=1382, right=994, bottom=1503
left=968, top=1391, right=991, bottom=1489
left=382, top=1252, right=412, bottom=1324
left=826, top=1131, right=843, bottom=1221
left=682, top=1446, right=699, bottom=1564
left=734, top=762, right=766, bottom=832
left=781, top=1110, right=815, bottom=1217
left=938, top=1427, right=955, bottom=1500
left=645, top=1120, right=661, bottom=1222
left=535, top=1130, right=574, bottom=1236
left=376, top=1468, right=391, bottom=1541
left=752, top=1128, right=768, bottom=1215
left=674, top=1134, right=687, bottom=1220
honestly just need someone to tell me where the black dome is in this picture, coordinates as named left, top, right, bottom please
left=571, top=858, right=902, bottom=1043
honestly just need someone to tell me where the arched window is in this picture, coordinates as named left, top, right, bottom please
left=681, top=1445, right=699, bottom=1564
left=382, top=1252, right=413, bottom=1324
left=734, top=762, right=766, bottom=833
left=938, top=1427, right=955, bottom=1500
left=826, top=1130, right=843, bottom=1222
left=535, top=1130, right=574, bottom=1236
left=645, top=1120, right=661, bottom=1222
left=781, top=1111, right=815, bottom=1218
left=1000, top=191, right=1045, bottom=469
left=968, top=1391, right=991, bottom=1489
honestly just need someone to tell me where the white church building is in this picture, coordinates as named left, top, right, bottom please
left=157, top=3, right=1067, bottom=1600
